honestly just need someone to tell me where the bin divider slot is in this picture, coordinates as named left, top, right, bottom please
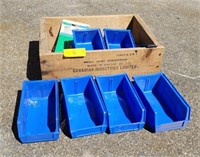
left=113, top=32, right=118, bottom=43
left=74, top=80, right=79, bottom=94
left=144, top=79, right=149, bottom=92
left=109, top=78, right=113, bottom=91
left=83, top=33, right=88, bottom=43
left=42, top=84, right=44, bottom=97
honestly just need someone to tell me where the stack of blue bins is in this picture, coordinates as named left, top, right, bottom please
left=17, top=73, right=191, bottom=143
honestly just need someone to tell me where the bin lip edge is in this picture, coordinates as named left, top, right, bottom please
left=133, top=72, right=163, bottom=80
left=60, top=75, right=93, bottom=81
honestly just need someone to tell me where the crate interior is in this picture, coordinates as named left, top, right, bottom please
left=41, top=15, right=156, bottom=53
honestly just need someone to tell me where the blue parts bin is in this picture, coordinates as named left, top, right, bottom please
left=133, top=72, right=191, bottom=133
left=104, top=28, right=136, bottom=49
left=72, top=28, right=106, bottom=50
left=96, top=74, right=145, bottom=134
left=17, top=80, right=59, bottom=143
left=61, top=75, right=107, bottom=138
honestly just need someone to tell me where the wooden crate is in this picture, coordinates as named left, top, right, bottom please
left=39, top=14, right=164, bottom=80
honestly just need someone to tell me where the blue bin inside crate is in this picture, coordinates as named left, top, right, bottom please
left=133, top=72, right=191, bottom=133
left=72, top=29, right=106, bottom=50
left=96, top=74, right=145, bottom=134
left=17, top=80, right=59, bottom=143
left=104, top=28, right=136, bottom=49
left=61, top=75, right=107, bottom=138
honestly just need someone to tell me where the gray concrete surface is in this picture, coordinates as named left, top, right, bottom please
left=0, top=0, right=200, bottom=156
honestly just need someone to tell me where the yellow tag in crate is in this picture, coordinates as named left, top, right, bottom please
left=64, top=48, right=86, bottom=57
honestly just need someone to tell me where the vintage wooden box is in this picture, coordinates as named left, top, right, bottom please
left=39, top=14, right=164, bottom=79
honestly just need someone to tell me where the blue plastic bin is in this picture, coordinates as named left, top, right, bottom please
left=104, top=28, right=136, bottom=49
left=133, top=72, right=191, bottom=133
left=17, top=80, right=59, bottom=143
left=72, top=29, right=106, bottom=50
left=96, top=74, right=145, bottom=134
left=61, top=75, right=107, bottom=138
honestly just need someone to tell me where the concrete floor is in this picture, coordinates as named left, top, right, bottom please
left=0, top=0, right=200, bottom=156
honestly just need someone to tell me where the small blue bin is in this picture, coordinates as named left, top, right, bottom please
left=72, top=29, right=106, bottom=50
left=61, top=75, right=107, bottom=138
left=133, top=72, right=191, bottom=133
left=17, top=80, right=59, bottom=143
left=96, top=74, right=145, bottom=134
left=104, top=28, right=136, bottom=49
